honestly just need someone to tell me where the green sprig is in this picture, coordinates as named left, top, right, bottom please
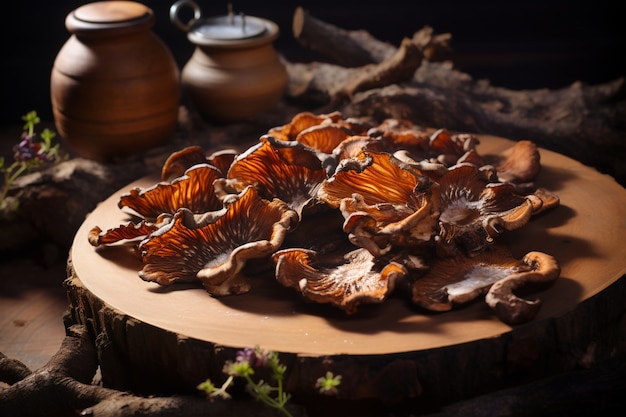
left=1, top=111, right=65, bottom=212
left=197, top=346, right=341, bottom=417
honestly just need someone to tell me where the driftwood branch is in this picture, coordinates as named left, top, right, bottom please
left=0, top=324, right=111, bottom=416
left=286, top=37, right=425, bottom=106
left=286, top=24, right=450, bottom=108
left=292, top=6, right=396, bottom=66
left=292, top=7, right=452, bottom=67
left=0, top=353, right=32, bottom=385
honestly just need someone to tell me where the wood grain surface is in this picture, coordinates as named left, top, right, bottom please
left=0, top=258, right=67, bottom=371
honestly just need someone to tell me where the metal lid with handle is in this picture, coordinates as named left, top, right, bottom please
left=170, top=0, right=266, bottom=40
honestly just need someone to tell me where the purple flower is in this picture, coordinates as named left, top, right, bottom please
left=235, top=347, right=255, bottom=363
left=13, top=135, right=40, bottom=161
left=235, top=347, right=271, bottom=368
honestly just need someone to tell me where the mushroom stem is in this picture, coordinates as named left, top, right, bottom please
left=485, top=251, right=560, bottom=325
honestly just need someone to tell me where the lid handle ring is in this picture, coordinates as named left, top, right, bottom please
left=170, top=0, right=202, bottom=32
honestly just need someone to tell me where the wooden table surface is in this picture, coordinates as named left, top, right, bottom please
left=0, top=252, right=68, bottom=372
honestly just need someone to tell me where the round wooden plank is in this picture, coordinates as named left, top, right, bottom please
left=66, top=134, right=626, bottom=409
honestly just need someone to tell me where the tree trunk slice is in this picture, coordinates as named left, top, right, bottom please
left=64, top=134, right=626, bottom=415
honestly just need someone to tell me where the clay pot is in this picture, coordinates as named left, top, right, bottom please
left=51, top=1, right=180, bottom=160
left=170, top=0, right=287, bottom=123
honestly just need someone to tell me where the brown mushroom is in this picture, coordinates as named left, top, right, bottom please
left=340, top=193, right=439, bottom=256
left=319, top=150, right=432, bottom=210
left=429, top=129, right=480, bottom=167
left=456, top=148, right=487, bottom=168
left=527, top=187, right=560, bottom=215
left=273, top=246, right=408, bottom=314
left=138, top=186, right=299, bottom=295
left=293, top=123, right=353, bottom=154
left=318, top=150, right=440, bottom=255
left=332, top=135, right=385, bottom=162
left=366, top=118, right=430, bottom=155
left=267, top=111, right=344, bottom=141
left=411, top=243, right=560, bottom=324
left=118, top=163, right=224, bottom=220
left=206, top=149, right=238, bottom=176
left=485, top=251, right=560, bottom=324
left=88, top=111, right=562, bottom=326
left=436, top=164, right=534, bottom=255
left=88, top=216, right=166, bottom=247
left=160, top=146, right=208, bottom=181
left=218, top=137, right=327, bottom=217
left=161, top=147, right=238, bottom=182
left=88, top=163, right=225, bottom=248
left=494, top=140, right=541, bottom=184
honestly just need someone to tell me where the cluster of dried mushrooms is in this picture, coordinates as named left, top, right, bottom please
left=89, top=111, right=560, bottom=325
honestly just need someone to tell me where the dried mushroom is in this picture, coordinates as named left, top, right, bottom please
left=89, top=110, right=562, bottom=325
left=332, top=135, right=384, bottom=161
left=428, top=129, right=481, bottom=167
left=318, top=150, right=440, bottom=256
left=160, top=147, right=237, bottom=181
left=274, top=247, right=408, bottom=314
left=293, top=123, right=353, bottom=154
left=319, top=150, right=432, bottom=211
left=138, top=186, right=299, bottom=295
left=436, top=164, right=534, bottom=255
left=528, top=187, right=560, bottom=214
left=88, top=216, right=166, bottom=247
left=268, top=110, right=370, bottom=142
left=218, top=137, right=327, bottom=216
left=267, top=111, right=343, bottom=141
left=411, top=244, right=559, bottom=324
left=119, top=163, right=224, bottom=219
left=88, top=164, right=225, bottom=248
left=493, top=140, right=541, bottom=184
left=160, top=146, right=208, bottom=181
left=367, top=118, right=430, bottom=156
left=485, top=251, right=560, bottom=324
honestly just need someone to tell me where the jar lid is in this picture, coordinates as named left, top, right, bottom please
left=74, top=1, right=150, bottom=23
left=187, top=16, right=279, bottom=48
left=67, top=1, right=154, bottom=35
left=193, top=15, right=266, bottom=40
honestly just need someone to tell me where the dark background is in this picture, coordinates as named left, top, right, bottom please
left=2, top=0, right=625, bottom=127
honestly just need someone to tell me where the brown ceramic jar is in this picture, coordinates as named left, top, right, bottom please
left=51, top=1, right=180, bottom=160
left=170, top=0, right=287, bottom=124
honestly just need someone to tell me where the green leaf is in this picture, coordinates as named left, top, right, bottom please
left=40, top=128, right=56, bottom=145
left=21, top=111, right=40, bottom=136
left=197, top=379, right=217, bottom=394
